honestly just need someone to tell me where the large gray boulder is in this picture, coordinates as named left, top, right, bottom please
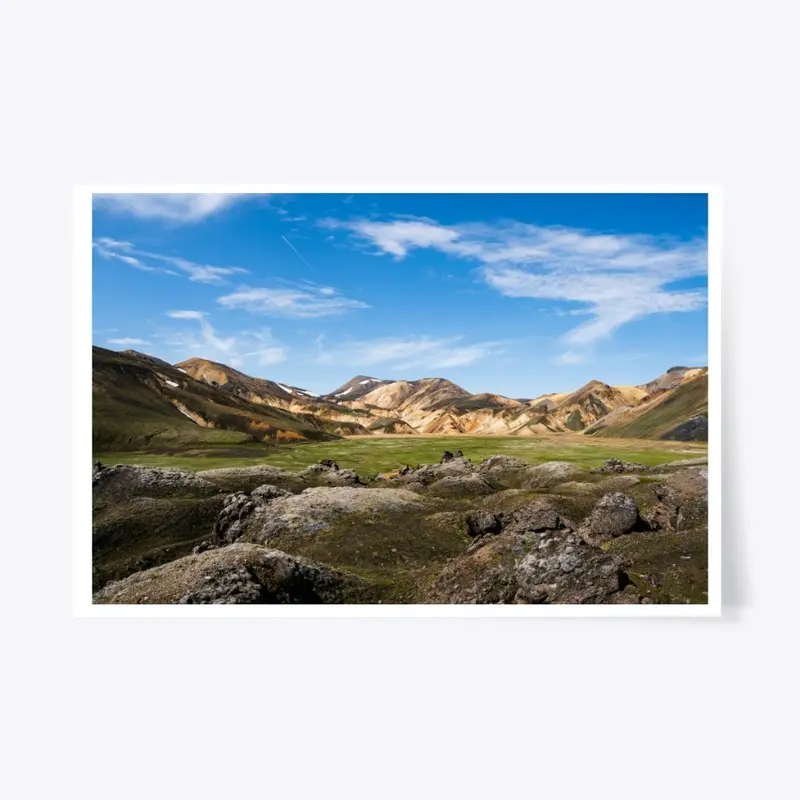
left=597, top=458, right=648, bottom=474
left=213, top=492, right=256, bottom=545
left=478, top=455, right=529, bottom=473
left=427, top=473, right=497, bottom=497
left=646, top=468, right=708, bottom=531
left=515, top=529, right=623, bottom=604
left=503, top=500, right=574, bottom=535
left=298, top=460, right=362, bottom=486
left=93, top=463, right=220, bottom=501
left=522, top=461, right=582, bottom=489
left=465, top=509, right=502, bottom=538
left=579, top=492, right=640, bottom=545
left=195, top=464, right=293, bottom=493
left=426, top=500, right=632, bottom=605
left=93, top=543, right=357, bottom=604
left=243, top=486, right=428, bottom=543
left=213, top=484, right=293, bottom=545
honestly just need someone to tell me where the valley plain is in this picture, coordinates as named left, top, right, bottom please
left=97, top=433, right=705, bottom=474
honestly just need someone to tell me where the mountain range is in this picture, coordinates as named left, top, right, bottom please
left=92, top=347, right=709, bottom=452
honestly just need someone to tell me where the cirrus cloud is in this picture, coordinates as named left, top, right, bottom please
left=93, top=239, right=248, bottom=284
left=218, top=283, right=368, bottom=319
left=326, top=214, right=707, bottom=357
left=317, top=335, right=505, bottom=371
left=163, top=312, right=287, bottom=368
left=93, top=193, right=250, bottom=223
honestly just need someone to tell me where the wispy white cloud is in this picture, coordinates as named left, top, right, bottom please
left=108, top=337, right=151, bottom=346
left=327, top=215, right=707, bottom=350
left=142, top=251, right=247, bottom=283
left=163, top=313, right=287, bottom=368
left=93, top=239, right=247, bottom=283
left=317, top=335, right=504, bottom=371
left=95, top=237, right=134, bottom=251
left=218, top=283, right=368, bottom=318
left=93, top=237, right=160, bottom=272
left=556, top=351, right=585, bottom=365
left=324, top=217, right=459, bottom=257
left=93, top=194, right=249, bottom=223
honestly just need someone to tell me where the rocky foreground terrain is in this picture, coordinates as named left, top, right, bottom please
left=93, top=450, right=708, bottom=605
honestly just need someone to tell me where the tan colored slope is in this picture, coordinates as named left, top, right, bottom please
left=544, top=380, right=637, bottom=432
left=348, top=375, right=642, bottom=438
left=177, top=358, right=298, bottom=410
left=352, top=378, right=470, bottom=419
left=177, top=357, right=381, bottom=436
left=354, top=380, right=416, bottom=410
left=165, top=357, right=708, bottom=441
left=417, top=405, right=537, bottom=435
left=613, top=385, right=649, bottom=405
left=528, top=392, right=570, bottom=412
left=640, top=366, right=705, bottom=396
left=589, top=370, right=709, bottom=440
left=469, top=393, right=524, bottom=409
left=374, top=385, right=532, bottom=435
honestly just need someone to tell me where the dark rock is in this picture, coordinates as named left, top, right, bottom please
left=478, top=455, right=529, bottom=473
left=178, top=564, right=264, bottom=604
left=503, top=500, right=573, bottom=535
left=661, top=415, right=708, bottom=442
left=466, top=510, right=502, bottom=537
left=213, top=492, right=257, bottom=545
left=440, top=450, right=455, bottom=462
left=302, top=460, right=337, bottom=474
left=92, top=461, right=105, bottom=487
left=597, top=458, right=648, bottom=474
left=93, top=544, right=357, bottom=604
left=515, top=529, right=624, bottom=603
left=579, top=492, right=640, bottom=545
left=428, top=474, right=497, bottom=497
left=298, top=462, right=361, bottom=486
left=426, top=512, right=628, bottom=604
left=645, top=468, right=708, bottom=532
left=251, top=484, right=291, bottom=501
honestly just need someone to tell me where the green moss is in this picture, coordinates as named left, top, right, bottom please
left=607, top=528, right=708, bottom=604
left=93, top=495, right=226, bottom=591
left=252, top=507, right=471, bottom=603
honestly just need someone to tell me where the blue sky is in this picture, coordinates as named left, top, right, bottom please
left=92, top=192, right=708, bottom=398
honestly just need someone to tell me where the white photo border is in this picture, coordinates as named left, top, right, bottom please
left=74, top=185, right=721, bottom=618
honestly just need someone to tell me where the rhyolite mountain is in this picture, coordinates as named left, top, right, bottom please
left=93, top=347, right=709, bottom=453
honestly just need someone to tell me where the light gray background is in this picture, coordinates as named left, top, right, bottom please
left=2, top=0, right=797, bottom=797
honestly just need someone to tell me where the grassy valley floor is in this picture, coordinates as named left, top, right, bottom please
left=95, top=433, right=707, bottom=474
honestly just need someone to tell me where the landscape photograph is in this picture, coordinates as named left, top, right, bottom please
left=91, top=191, right=711, bottom=607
